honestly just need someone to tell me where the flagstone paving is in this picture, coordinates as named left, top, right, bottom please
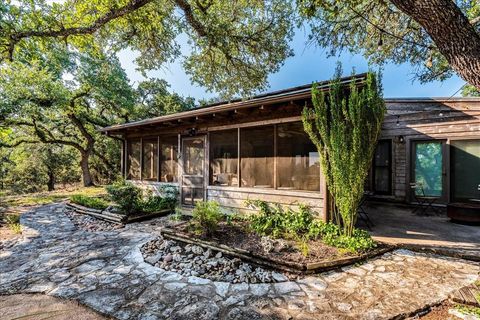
left=0, top=204, right=479, bottom=320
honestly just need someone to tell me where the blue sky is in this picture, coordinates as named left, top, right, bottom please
left=118, top=28, right=466, bottom=101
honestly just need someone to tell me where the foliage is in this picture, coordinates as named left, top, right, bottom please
left=298, top=0, right=480, bottom=85
left=191, top=200, right=223, bottom=236
left=455, top=305, right=480, bottom=318
left=302, top=67, right=385, bottom=236
left=106, top=180, right=142, bottom=215
left=246, top=200, right=377, bottom=253
left=245, top=199, right=314, bottom=239
left=70, top=195, right=109, bottom=210
left=106, top=180, right=178, bottom=215
left=0, top=186, right=107, bottom=208
left=4, top=214, right=21, bottom=234
left=0, top=0, right=295, bottom=97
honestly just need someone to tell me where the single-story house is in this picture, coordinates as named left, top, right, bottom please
left=100, top=74, right=480, bottom=221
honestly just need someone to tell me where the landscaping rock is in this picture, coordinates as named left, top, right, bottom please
left=141, top=238, right=290, bottom=283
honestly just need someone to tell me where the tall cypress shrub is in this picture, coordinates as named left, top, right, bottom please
left=302, top=67, right=385, bottom=236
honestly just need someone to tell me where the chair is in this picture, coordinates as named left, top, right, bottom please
left=410, top=182, right=439, bottom=215
left=358, top=191, right=374, bottom=230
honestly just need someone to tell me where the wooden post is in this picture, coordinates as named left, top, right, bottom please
left=237, top=127, right=241, bottom=187
left=273, top=124, right=277, bottom=189
left=157, top=136, right=161, bottom=182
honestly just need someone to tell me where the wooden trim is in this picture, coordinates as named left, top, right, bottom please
left=273, top=124, right=277, bottom=190
left=207, top=116, right=302, bottom=132
left=157, top=136, right=161, bottom=182
left=206, top=185, right=322, bottom=199
left=120, top=140, right=125, bottom=179
left=140, top=137, right=143, bottom=181
left=237, top=127, right=241, bottom=188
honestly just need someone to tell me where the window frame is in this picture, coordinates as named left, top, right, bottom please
left=207, top=120, right=321, bottom=193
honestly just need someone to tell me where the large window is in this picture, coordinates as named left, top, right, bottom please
left=277, top=123, right=320, bottom=191
left=372, top=140, right=392, bottom=194
left=160, top=136, right=178, bottom=182
left=451, top=139, right=480, bottom=202
left=127, top=140, right=141, bottom=180
left=240, top=126, right=274, bottom=188
left=210, top=129, right=238, bottom=186
left=142, top=139, right=158, bottom=181
left=126, top=136, right=178, bottom=182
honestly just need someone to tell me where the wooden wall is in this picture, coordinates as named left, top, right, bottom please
left=381, top=98, right=480, bottom=203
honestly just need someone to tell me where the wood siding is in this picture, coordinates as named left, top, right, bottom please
left=382, top=99, right=480, bottom=203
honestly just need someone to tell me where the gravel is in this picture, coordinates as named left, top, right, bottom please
left=141, top=237, right=293, bottom=284
left=64, top=209, right=123, bottom=232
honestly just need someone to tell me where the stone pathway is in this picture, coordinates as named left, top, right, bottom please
left=0, top=204, right=479, bottom=320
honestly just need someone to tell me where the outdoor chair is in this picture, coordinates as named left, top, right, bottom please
left=358, top=191, right=374, bottom=230
left=410, top=182, right=439, bottom=215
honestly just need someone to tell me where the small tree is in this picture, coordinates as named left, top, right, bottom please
left=302, top=66, right=385, bottom=236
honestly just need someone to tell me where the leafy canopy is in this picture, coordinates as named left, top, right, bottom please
left=1, top=0, right=295, bottom=97
left=298, top=0, right=480, bottom=87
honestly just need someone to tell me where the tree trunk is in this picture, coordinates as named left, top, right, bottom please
left=80, top=153, right=95, bottom=187
left=47, top=169, right=55, bottom=191
left=390, top=0, right=480, bottom=89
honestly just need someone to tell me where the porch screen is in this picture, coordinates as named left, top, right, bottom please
left=142, top=139, right=158, bottom=181
left=276, top=123, right=320, bottom=191
left=127, top=140, right=141, bottom=180
left=160, top=136, right=178, bottom=183
left=240, top=126, right=274, bottom=188
left=210, top=129, right=238, bottom=186
left=451, top=139, right=480, bottom=202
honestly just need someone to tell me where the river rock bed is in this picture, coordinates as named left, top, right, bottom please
left=141, top=237, right=293, bottom=283
left=64, top=208, right=123, bottom=232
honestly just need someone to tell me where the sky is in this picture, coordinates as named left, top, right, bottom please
left=117, top=27, right=466, bottom=101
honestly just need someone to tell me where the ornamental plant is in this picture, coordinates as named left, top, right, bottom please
left=302, top=66, right=385, bottom=237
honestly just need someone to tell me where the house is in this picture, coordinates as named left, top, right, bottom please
left=100, top=74, right=480, bottom=221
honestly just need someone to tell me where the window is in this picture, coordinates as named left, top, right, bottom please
left=240, top=126, right=274, bottom=188
left=142, top=139, right=158, bottom=181
left=210, top=129, right=238, bottom=186
left=451, top=139, right=480, bottom=202
left=160, top=136, right=178, bottom=183
left=372, top=140, right=392, bottom=194
left=127, top=139, right=141, bottom=180
left=413, top=141, right=443, bottom=197
left=277, top=122, right=320, bottom=191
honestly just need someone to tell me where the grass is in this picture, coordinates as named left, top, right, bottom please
left=4, top=214, right=21, bottom=234
left=70, top=194, right=109, bottom=210
left=0, top=186, right=107, bottom=208
left=455, top=304, right=480, bottom=317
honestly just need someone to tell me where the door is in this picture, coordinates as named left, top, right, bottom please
left=181, top=136, right=205, bottom=206
left=411, top=140, right=447, bottom=202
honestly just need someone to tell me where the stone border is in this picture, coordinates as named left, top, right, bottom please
left=65, top=202, right=171, bottom=224
left=161, top=227, right=394, bottom=274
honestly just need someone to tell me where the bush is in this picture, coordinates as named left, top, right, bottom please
left=70, top=195, right=109, bottom=210
left=5, top=214, right=21, bottom=234
left=191, top=200, right=223, bottom=236
left=106, top=181, right=142, bottom=215
left=246, top=200, right=376, bottom=253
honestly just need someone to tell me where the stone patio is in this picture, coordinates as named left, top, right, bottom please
left=0, top=204, right=479, bottom=319
left=364, top=202, right=480, bottom=259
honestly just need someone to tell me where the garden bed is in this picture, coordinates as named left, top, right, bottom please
left=65, top=201, right=171, bottom=224
left=161, top=220, right=392, bottom=274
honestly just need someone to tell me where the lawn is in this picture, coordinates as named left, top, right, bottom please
left=0, top=186, right=107, bottom=208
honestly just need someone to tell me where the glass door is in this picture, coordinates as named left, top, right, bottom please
left=412, top=140, right=447, bottom=202
left=450, top=139, right=480, bottom=203
left=181, top=136, right=205, bottom=206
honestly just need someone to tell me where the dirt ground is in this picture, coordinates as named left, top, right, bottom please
left=0, top=294, right=108, bottom=320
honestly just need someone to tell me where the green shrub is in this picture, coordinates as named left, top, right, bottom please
left=192, top=200, right=223, bottom=236
left=70, top=195, right=109, bottom=210
left=246, top=200, right=376, bottom=253
left=5, top=214, right=21, bottom=234
left=106, top=180, right=142, bottom=215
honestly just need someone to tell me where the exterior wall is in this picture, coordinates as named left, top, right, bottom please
left=381, top=99, right=480, bottom=204
left=206, top=186, right=325, bottom=216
